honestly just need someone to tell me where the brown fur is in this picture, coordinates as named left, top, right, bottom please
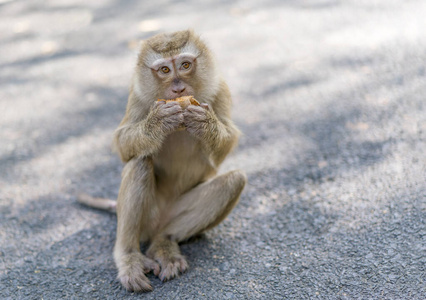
left=147, top=31, right=190, bottom=53
left=78, top=30, right=246, bottom=292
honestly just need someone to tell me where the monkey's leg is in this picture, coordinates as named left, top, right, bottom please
left=147, top=170, right=246, bottom=280
left=167, top=169, right=246, bottom=240
left=114, top=157, right=160, bottom=292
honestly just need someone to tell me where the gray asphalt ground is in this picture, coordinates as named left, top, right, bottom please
left=1, top=0, right=425, bottom=299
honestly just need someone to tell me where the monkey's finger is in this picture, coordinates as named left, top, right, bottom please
left=166, top=112, right=184, bottom=124
left=155, top=100, right=166, bottom=107
left=183, top=111, right=208, bottom=123
left=162, top=103, right=184, bottom=114
left=186, top=105, right=205, bottom=113
left=200, top=103, right=210, bottom=110
left=163, top=101, right=182, bottom=109
left=183, top=109, right=204, bottom=118
left=158, top=106, right=183, bottom=119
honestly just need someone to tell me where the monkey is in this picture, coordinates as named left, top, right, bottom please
left=78, top=30, right=246, bottom=292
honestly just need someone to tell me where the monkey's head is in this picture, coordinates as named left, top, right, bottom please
left=135, top=30, right=219, bottom=102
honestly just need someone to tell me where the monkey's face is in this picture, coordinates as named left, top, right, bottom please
left=150, top=53, right=197, bottom=100
left=137, top=30, right=217, bottom=102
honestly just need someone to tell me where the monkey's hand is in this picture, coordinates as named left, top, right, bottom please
left=148, top=101, right=184, bottom=135
left=184, top=103, right=238, bottom=165
left=183, top=103, right=216, bottom=136
left=113, top=101, right=184, bottom=162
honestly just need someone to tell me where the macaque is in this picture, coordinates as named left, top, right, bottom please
left=78, top=30, right=246, bottom=292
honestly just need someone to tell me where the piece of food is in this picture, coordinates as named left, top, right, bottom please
left=157, top=96, right=200, bottom=109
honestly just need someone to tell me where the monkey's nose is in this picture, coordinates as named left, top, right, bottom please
left=172, top=87, right=186, bottom=94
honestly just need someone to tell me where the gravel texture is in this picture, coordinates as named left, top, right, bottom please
left=1, top=0, right=425, bottom=299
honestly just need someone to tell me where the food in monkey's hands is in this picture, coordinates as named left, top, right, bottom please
left=157, top=96, right=200, bottom=109
left=157, top=96, right=201, bottom=130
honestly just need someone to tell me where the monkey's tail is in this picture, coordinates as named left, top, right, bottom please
left=77, top=193, right=117, bottom=213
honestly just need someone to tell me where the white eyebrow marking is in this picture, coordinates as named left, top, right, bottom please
left=151, top=58, right=171, bottom=70
left=175, top=53, right=198, bottom=61
left=150, top=53, right=198, bottom=70
left=144, top=41, right=200, bottom=69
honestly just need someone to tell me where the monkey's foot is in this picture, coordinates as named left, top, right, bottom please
left=158, top=253, right=189, bottom=282
left=117, top=252, right=160, bottom=292
left=147, top=239, right=189, bottom=281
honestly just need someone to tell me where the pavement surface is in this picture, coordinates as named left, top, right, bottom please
left=1, top=0, right=425, bottom=299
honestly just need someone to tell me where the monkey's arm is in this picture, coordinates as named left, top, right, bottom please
left=114, top=101, right=183, bottom=162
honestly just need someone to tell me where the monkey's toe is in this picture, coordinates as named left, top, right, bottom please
left=143, top=256, right=161, bottom=275
left=118, top=273, right=152, bottom=292
left=158, top=255, right=188, bottom=282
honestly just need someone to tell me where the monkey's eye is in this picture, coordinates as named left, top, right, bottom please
left=181, top=62, right=191, bottom=70
left=161, top=66, right=170, bottom=73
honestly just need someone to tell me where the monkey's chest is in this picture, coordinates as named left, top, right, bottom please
left=153, top=131, right=215, bottom=195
